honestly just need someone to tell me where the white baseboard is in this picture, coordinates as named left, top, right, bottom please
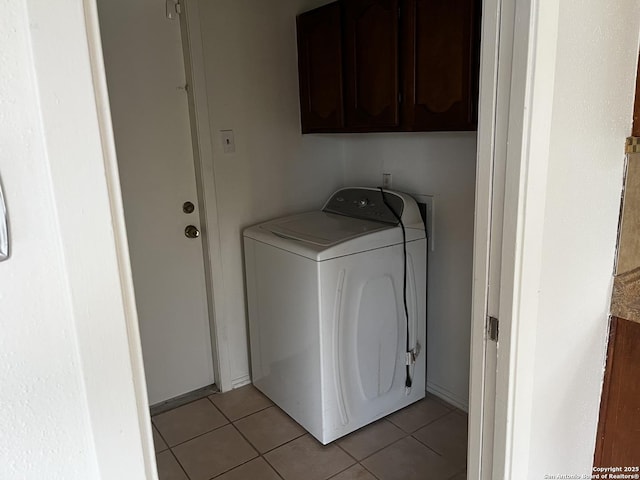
left=231, top=374, right=251, bottom=389
left=427, top=381, right=469, bottom=412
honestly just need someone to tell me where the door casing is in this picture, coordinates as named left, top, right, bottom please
left=179, top=0, right=231, bottom=393
left=469, top=0, right=561, bottom=478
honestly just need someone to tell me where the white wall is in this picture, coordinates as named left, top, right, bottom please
left=196, top=0, right=477, bottom=399
left=525, top=0, right=640, bottom=476
left=0, top=6, right=99, bottom=478
left=0, top=0, right=154, bottom=478
left=343, top=132, right=477, bottom=409
left=196, top=0, right=345, bottom=386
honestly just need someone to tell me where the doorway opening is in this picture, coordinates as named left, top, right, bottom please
left=97, top=0, right=222, bottom=408
left=96, top=0, right=511, bottom=478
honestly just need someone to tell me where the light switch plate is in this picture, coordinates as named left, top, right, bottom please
left=220, top=130, right=236, bottom=154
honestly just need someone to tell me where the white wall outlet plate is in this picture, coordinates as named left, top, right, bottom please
left=409, top=193, right=435, bottom=252
left=382, top=173, right=392, bottom=189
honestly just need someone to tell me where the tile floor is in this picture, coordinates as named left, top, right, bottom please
left=152, top=385, right=467, bottom=480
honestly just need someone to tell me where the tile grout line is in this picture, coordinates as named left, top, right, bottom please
left=163, top=420, right=231, bottom=450
left=152, top=423, right=171, bottom=455
left=204, top=394, right=238, bottom=424
left=446, top=467, right=467, bottom=480
left=205, top=391, right=275, bottom=423
left=153, top=431, right=170, bottom=455
left=200, top=422, right=260, bottom=480
left=358, top=462, right=383, bottom=480
left=325, top=465, right=354, bottom=480
left=229, top=405, right=307, bottom=456
left=354, top=408, right=454, bottom=459
left=152, top=397, right=231, bottom=450
left=334, top=420, right=413, bottom=464
left=152, top=422, right=192, bottom=480
left=206, top=422, right=293, bottom=480
left=394, top=407, right=457, bottom=433
left=169, top=448, right=192, bottom=480
left=330, top=442, right=359, bottom=477
left=356, top=434, right=412, bottom=465
left=157, top=388, right=467, bottom=480
left=261, top=444, right=288, bottom=480
left=257, top=430, right=308, bottom=456
left=410, top=433, right=446, bottom=457
left=166, top=390, right=290, bottom=479
left=340, top=429, right=412, bottom=464
left=355, top=431, right=463, bottom=480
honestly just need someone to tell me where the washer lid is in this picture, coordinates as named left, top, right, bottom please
left=266, top=211, right=391, bottom=246
left=244, top=211, right=425, bottom=261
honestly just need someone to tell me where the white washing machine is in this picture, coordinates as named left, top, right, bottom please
left=243, top=187, right=426, bottom=444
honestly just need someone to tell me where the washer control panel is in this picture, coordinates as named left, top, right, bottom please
left=323, top=187, right=404, bottom=224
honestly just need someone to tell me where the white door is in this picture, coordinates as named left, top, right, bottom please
left=97, top=0, right=214, bottom=405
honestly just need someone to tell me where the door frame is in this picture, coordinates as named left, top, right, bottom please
left=76, top=0, right=559, bottom=477
left=177, top=0, right=232, bottom=392
left=468, top=0, right=506, bottom=476
left=469, top=0, right=560, bottom=478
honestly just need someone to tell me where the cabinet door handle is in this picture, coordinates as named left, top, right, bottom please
left=0, top=178, right=8, bottom=262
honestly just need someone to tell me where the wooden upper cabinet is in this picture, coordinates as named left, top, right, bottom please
left=295, top=0, right=480, bottom=133
left=297, top=3, right=344, bottom=133
left=402, top=0, right=479, bottom=131
left=344, top=0, right=400, bottom=130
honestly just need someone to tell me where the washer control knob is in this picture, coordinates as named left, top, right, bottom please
left=357, top=198, right=369, bottom=208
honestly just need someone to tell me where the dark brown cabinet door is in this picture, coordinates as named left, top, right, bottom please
left=297, top=2, right=344, bottom=133
left=594, top=317, right=640, bottom=466
left=402, top=0, right=479, bottom=131
left=344, top=0, right=400, bottom=130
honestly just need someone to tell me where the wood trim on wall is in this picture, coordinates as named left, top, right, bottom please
left=633, top=49, right=640, bottom=137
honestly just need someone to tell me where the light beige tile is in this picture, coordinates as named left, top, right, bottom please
left=234, top=406, right=305, bottom=453
left=265, top=434, right=355, bottom=480
left=172, top=424, right=258, bottom=480
left=362, top=437, right=460, bottom=480
left=209, top=384, right=273, bottom=421
left=215, top=457, right=281, bottom=480
left=153, top=425, right=168, bottom=453
left=387, top=397, right=451, bottom=433
left=156, top=451, right=187, bottom=480
left=413, top=412, right=468, bottom=469
left=337, top=419, right=405, bottom=460
left=329, top=464, right=377, bottom=480
left=153, top=398, right=228, bottom=446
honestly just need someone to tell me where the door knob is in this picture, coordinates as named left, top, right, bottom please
left=185, top=225, right=200, bottom=239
